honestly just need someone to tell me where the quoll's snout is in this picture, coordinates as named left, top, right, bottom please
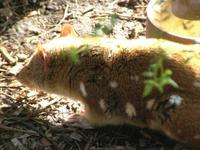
left=14, top=51, right=46, bottom=89
left=15, top=65, right=32, bottom=88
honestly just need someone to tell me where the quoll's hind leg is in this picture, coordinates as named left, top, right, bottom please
left=147, top=93, right=200, bottom=148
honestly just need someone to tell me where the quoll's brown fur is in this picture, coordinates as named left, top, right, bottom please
left=16, top=36, right=200, bottom=148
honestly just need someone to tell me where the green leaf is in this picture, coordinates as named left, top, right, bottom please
left=150, top=63, right=160, bottom=69
left=144, top=80, right=157, bottom=86
left=69, top=47, right=79, bottom=64
left=156, top=0, right=164, bottom=4
left=93, top=23, right=105, bottom=36
left=163, top=69, right=172, bottom=76
left=143, top=71, right=155, bottom=78
left=110, top=14, right=119, bottom=25
left=159, top=77, right=170, bottom=86
left=95, top=23, right=102, bottom=29
left=155, top=83, right=164, bottom=92
left=143, top=84, right=153, bottom=97
left=144, top=80, right=163, bottom=93
left=102, top=25, right=113, bottom=35
left=168, top=78, right=179, bottom=88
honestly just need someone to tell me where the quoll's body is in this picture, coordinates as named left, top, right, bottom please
left=16, top=36, right=200, bottom=148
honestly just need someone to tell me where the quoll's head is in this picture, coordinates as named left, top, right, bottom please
left=16, top=49, right=46, bottom=90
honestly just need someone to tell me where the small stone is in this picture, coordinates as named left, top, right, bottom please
left=17, top=53, right=28, bottom=61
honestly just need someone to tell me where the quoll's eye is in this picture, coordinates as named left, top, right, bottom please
left=26, top=66, right=31, bottom=71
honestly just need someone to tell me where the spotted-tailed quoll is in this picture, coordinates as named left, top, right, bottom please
left=16, top=24, right=200, bottom=148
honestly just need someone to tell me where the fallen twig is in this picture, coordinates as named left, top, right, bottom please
left=0, top=84, right=24, bottom=88
left=0, top=45, right=16, bottom=65
left=81, top=7, right=94, bottom=16
left=0, top=123, right=39, bottom=136
left=91, top=10, right=146, bottom=21
left=42, top=97, right=63, bottom=109
left=0, top=92, right=16, bottom=101
left=0, top=68, right=7, bottom=72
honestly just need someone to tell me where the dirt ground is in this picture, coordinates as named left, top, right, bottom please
left=0, top=0, right=188, bottom=149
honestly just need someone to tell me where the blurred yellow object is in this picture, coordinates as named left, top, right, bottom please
left=146, top=0, right=200, bottom=44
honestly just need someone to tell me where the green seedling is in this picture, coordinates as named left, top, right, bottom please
left=69, top=47, right=79, bottom=64
left=143, top=52, right=179, bottom=97
left=92, top=14, right=119, bottom=36
left=63, top=45, right=90, bottom=64
left=156, top=0, right=164, bottom=4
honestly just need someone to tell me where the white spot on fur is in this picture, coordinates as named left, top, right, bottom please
left=146, top=99, right=155, bottom=110
left=194, top=135, right=200, bottom=140
left=125, top=102, right=137, bottom=118
left=193, top=81, right=200, bottom=88
left=109, top=81, right=118, bottom=88
left=177, top=129, right=182, bottom=134
left=80, top=82, right=87, bottom=97
left=99, top=99, right=106, bottom=111
left=169, top=95, right=183, bottom=106
left=130, top=75, right=139, bottom=82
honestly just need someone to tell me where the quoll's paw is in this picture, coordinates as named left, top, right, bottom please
left=64, top=113, right=94, bottom=129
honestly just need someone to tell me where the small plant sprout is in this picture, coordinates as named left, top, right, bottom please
left=156, top=0, right=164, bottom=4
left=59, top=47, right=79, bottom=64
left=65, top=45, right=90, bottom=64
left=143, top=52, right=179, bottom=97
left=92, top=14, right=119, bottom=36
left=69, top=47, right=79, bottom=64
left=110, top=14, right=119, bottom=25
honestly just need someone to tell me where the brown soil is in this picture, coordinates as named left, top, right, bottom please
left=0, top=0, right=188, bottom=149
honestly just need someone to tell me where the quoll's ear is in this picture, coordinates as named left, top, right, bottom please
left=36, top=43, right=47, bottom=60
left=36, top=43, right=50, bottom=72
left=60, top=24, right=78, bottom=37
